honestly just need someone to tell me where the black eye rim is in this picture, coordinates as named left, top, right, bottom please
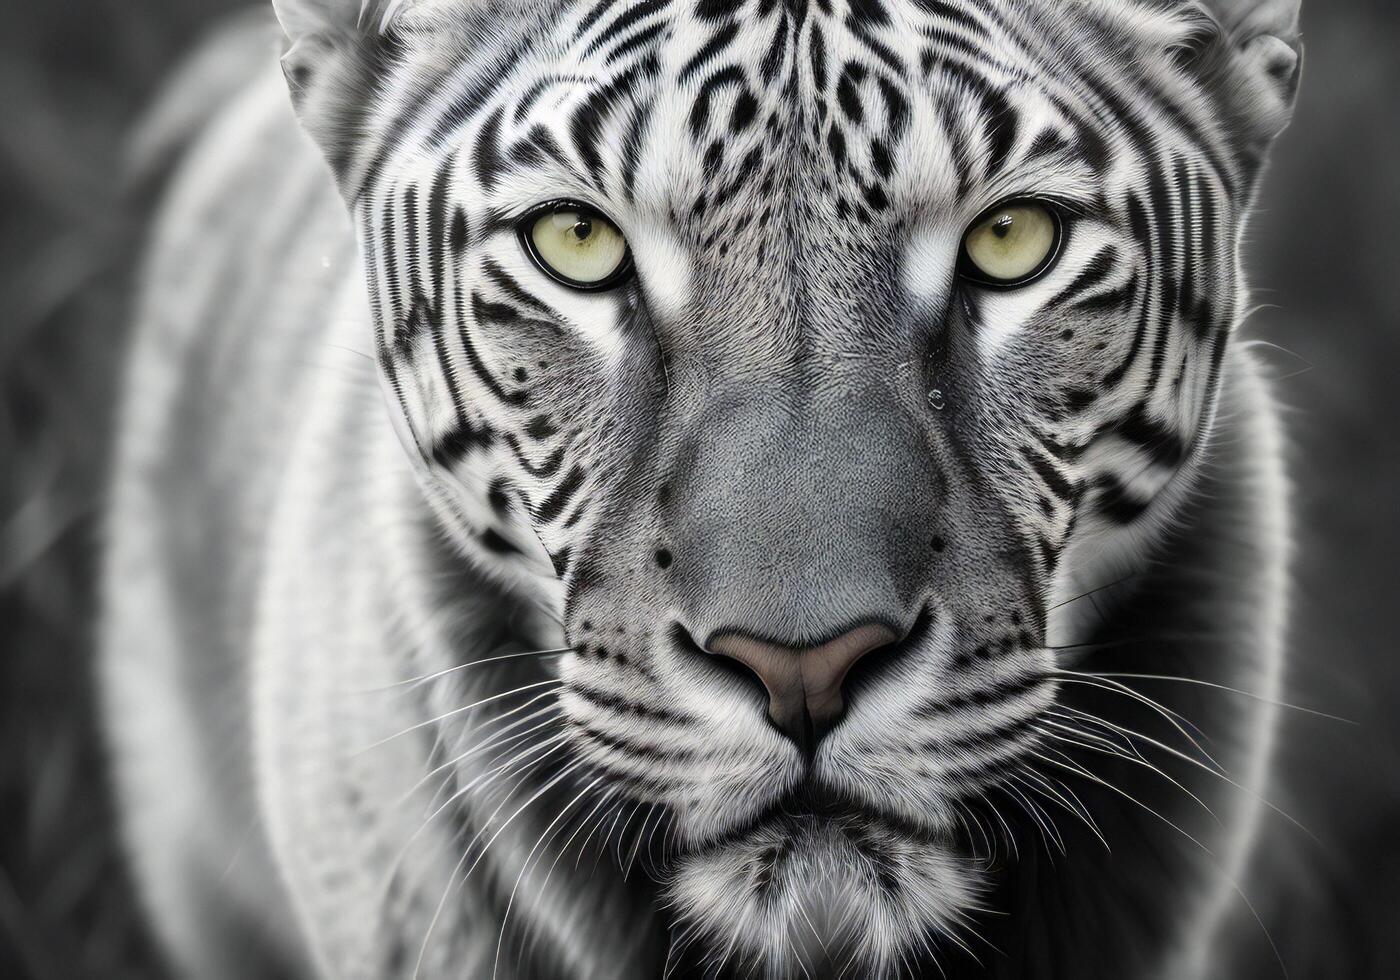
left=516, top=198, right=635, bottom=292
left=957, top=197, right=1068, bottom=291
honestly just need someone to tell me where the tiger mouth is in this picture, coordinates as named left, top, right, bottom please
left=689, top=782, right=951, bottom=859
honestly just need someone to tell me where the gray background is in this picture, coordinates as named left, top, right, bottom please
left=1, top=2, right=1396, bottom=976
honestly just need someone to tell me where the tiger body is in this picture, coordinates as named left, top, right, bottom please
left=101, top=1, right=1301, bottom=977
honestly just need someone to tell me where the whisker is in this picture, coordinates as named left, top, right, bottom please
left=1054, top=703, right=1222, bottom=774
left=1002, top=776, right=1065, bottom=855
left=378, top=735, right=570, bottom=913
left=412, top=758, right=584, bottom=980
left=1033, top=744, right=1291, bottom=979
left=1048, top=572, right=1139, bottom=610
left=360, top=646, right=572, bottom=693
left=1050, top=670, right=1215, bottom=759
left=1012, top=763, right=1108, bottom=850
left=1051, top=707, right=1316, bottom=842
left=398, top=699, right=562, bottom=806
left=1089, top=671, right=1354, bottom=723
left=491, top=773, right=608, bottom=980
left=511, top=783, right=626, bottom=974
left=1037, top=719, right=1223, bottom=828
left=357, top=678, right=563, bottom=754
left=1031, top=745, right=1213, bottom=856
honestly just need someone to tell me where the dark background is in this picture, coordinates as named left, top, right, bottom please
left=1, top=2, right=1396, bottom=977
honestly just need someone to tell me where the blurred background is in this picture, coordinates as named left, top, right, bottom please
left=1, top=2, right=1396, bottom=977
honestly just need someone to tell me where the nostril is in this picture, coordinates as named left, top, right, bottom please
left=698, top=621, right=909, bottom=756
left=840, top=608, right=933, bottom=699
left=670, top=623, right=768, bottom=697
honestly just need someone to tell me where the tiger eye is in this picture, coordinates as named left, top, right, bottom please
left=961, top=202, right=1061, bottom=286
left=522, top=204, right=631, bottom=289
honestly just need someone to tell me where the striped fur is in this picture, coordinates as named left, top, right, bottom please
left=101, top=1, right=1301, bottom=977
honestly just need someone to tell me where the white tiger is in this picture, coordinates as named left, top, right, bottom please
left=101, top=0, right=1302, bottom=976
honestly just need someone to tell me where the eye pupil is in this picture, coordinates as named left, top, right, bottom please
left=992, top=216, right=1013, bottom=239
left=572, top=219, right=592, bottom=240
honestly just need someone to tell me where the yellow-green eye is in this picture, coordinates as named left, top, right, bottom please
left=960, top=201, right=1062, bottom=287
left=520, top=202, right=632, bottom=290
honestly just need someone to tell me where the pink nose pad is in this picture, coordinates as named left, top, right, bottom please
left=707, top=623, right=899, bottom=751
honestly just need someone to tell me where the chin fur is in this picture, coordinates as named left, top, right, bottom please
left=663, top=815, right=980, bottom=979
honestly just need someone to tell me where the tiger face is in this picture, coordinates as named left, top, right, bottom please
left=277, top=0, right=1300, bottom=972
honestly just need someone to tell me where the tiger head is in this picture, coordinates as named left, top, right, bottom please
left=275, top=0, right=1300, bottom=973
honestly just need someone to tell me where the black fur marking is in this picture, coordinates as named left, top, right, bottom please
left=568, top=680, right=691, bottom=725
left=480, top=528, right=522, bottom=555
left=533, top=464, right=587, bottom=525
left=432, top=418, right=495, bottom=466
left=525, top=415, right=558, bottom=440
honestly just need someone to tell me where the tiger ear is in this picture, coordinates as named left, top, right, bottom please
left=271, top=0, right=364, bottom=46
left=271, top=0, right=369, bottom=99
left=271, top=1, right=419, bottom=187
left=271, top=1, right=428, bottom=73
left=1177, top=0, right=1302, bottom=170
left=271, top=0, right=442, bottom=44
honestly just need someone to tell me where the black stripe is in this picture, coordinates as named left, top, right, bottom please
left=470, top=289, right=559, bottom=336
left=1098, top=401, right=1189, bottom=470
left=573, top=0, right=620, bottom=41
left=923, top=709, right=1041, bottom=755
left=1070, top=277, right=1137, bottom=315
left=1144, top=157, right=1184, bottom=392
left=584, top=0, right=669, bottom=57
left=568, top=681, right=691, bottom=725
left=911, top=0, right=993, bottom=40
left=603, top=19, right=668, bottom=66
left=1091, top=475, right=1152, bottom=524
left=380, top=195, right=404, bottom=321
left=432, top=416, right=495, bottom=466
left=534, top=464, right=587, bottom=525
left=571, top=55, right=657, bottom=182
left=920, top=26, right=1000, bottom=71
left=919, top=672, right=1052, bottom=717
left=473, top=106, right=506, bottom=192
left=980, top=84, right=1019, bottom=181
left=505, top=432, right=567, bottom=478
left=425, top=154, right=454, bottom=307
left=807, top=22, right=828, bottom=90
left=679, top=19, right=739, bottom=83
left=511, top=75, right=554, bottom=124
left=403, top=186, right=423, bottom=300
left=479, top=528, right=522, bottom=555
left=456, top=290, right=530, bottom=406
left=620, top=99, right=656, bottom=201
left=1098, top=277, right=1149, bottom=392
left=572, top=720, right=697, bottom=763
left=482, top=258, right=557, bottom=316
left=848, top=22, right=906, bottom=77
left=390, top=291, right=431, bottom=360
left=1047, top=246, right=1118, bottom=309
left=688, top=65, right=746, bottom=140
left=507, top=124, right=566, bottom=171
left=1022, top=445, right=1076, bottom=504
left=525, top=415, right=557, bottom=440
left=1036, top=430, right=1083, bottom=463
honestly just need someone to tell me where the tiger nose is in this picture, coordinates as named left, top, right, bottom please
left=706, top=623, right=900, bottom=755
